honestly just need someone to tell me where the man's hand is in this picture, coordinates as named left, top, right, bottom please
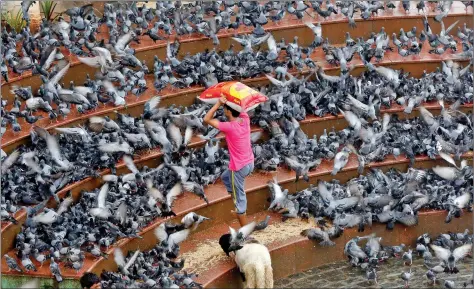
left=204, top=94, right=226, bottom=129
left=219, top=95, right=227, bottom=105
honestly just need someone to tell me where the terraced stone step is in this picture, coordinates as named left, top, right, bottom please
left=2, top=2, right=470, bottom=97
left=3, top=152, right=470, bottom=281
left=1, top=2, right=472, bottom=287
left=2, top=100, right=471, bottom=249
left=2, top=45, right=470, bottom=153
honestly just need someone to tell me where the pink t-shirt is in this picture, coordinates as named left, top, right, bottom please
left=218, top=111, right=254, bottom=171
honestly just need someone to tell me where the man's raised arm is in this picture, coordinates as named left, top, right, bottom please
left=203, top=95, right=227, bottom=129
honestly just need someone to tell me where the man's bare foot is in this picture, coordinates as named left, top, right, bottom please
left=232, top=210, right=257, bottom=225
left=231, top=210, right=237, bottom=216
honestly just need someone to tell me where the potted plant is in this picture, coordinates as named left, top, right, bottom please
left=39, top=0, right=60, bottom=22
left=1, top=10, right=27, bottom=33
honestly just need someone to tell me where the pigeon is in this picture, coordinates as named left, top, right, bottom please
left=181, top=212, right=210, bottom=230
left=182, top=181, right=209, bottom=204
left=430, top=244, right=472, bottom=273
left=444, top=280, right=456, bottom=289
left=226, top=221, right=258, bottom=253
left=50, top=257, right=63, bottom=282
left=113, top=248, right=140, bottom=275
left=426, top=269, right=437, bottom=285
left=305, top=21, right=323, bottom=47
left=267, top=177, right=288, bottom=211
left=344, top=237, right=368, bottom=266
left=402, top=249, right=413, bottom=266
left=301, top=227, right=336, bottom=246
left=78, top=47, right=115, bottom=74
left=89, top=183, right=111, bottom=219
left=332, top=147, right=351, bottom=175
left=154, top=223, right=190, bottom=258
left=284, top=157, right=321, bottom=182
left=255, top=215, right=271, bottom=231
left=21, top=255, right=37, bottom=272
left=4, top=254, right=22, bottom=272
left=400, top=269, right=412, bottom=287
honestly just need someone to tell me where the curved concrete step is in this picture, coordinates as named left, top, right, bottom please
left=0, top=132, right=226, bottom=255
left=2, top=44, right=470, bottom=154
left=1, top=73, right=267, bottom=153
left=3, top=152, right=471, bottom=281
left=2, top=99, right=471, bottom=253
left=1, top=3, right=471, bottom=285
left=85, top=153, right=474, bottom=278
left=2, top=1, right=470, bottom=98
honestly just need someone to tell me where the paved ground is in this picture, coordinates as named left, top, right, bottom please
left=275, top=255, right=473, bottom=288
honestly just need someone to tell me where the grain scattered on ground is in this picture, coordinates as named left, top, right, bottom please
left=182, top=218, right=313, bottom=274
left=182, top=240, right=227, bottom=274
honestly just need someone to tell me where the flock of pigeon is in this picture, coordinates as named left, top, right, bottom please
left=2, top=113, right=228, bottom=276
left=1, top=54, right=473, bottom=288
left=270, top=162, right=472, bottom=233
left=2, top=78, right=472, bottom=285
left=4, top=210, right=213, bottom=289
left=1, top=99, right=219, bottom=207
left=2, top=0, right=473, bottom=135
left=2, top=59, right=472, bottom=224
left=1, top=0, right=473, bottom=288
left=341, top=231, right=473, bottom=288
left=256, top=107, right=473, bottom=176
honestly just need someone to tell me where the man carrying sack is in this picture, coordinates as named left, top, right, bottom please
left=204, top=94, right=255, bottom=227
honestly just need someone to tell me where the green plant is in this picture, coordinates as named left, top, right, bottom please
left=1, top=10, right=27, bottom=32
left=40, top=0, right=60, bottom=22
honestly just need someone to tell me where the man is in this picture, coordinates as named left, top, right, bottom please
left=204, top=95, right=254, bottom=226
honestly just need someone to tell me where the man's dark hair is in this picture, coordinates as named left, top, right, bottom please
left=224, top=104, right=240, bottom=117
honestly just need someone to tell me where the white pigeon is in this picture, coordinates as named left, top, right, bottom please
left=154, top=223, right=190, bottom=254
left=78, top=46, right=114, bottom=73
left=114, top=248, right=140, bottom=275
left=32, top=209, right=59, bottom=225
left=90, top=183, right=111, bottom=219
left=430, top=244, right=471, bottom=273
left=166, top=182, right=183, bottom=208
